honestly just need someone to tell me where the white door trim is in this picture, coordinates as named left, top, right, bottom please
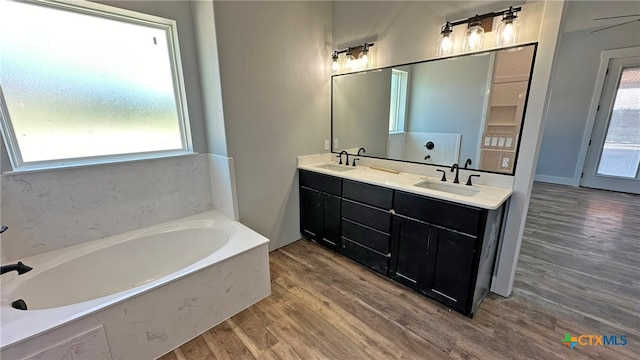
left=574, top=46, right=640, bottom=183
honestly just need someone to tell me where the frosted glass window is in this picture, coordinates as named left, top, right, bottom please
left=0, top=0, right=191, bottom=171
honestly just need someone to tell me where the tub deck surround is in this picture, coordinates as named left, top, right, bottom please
left=0, top=210, right=270, bottom=355
left=297, top=157, right=513, bottom=210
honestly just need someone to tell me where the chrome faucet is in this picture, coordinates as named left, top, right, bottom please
left=1, top=261, right=33, bottom=275
left=450, top=163, right=460, bottom=184
left=336, top=150, right=349, bottom=165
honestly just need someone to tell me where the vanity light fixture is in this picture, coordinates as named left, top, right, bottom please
left=496, top=6, right=520, bottom=46
left=437, top=5, right=522, bottom=55
left=330, top=42, right=375, bottom=73
left=436, top=22, right=454, bottom=56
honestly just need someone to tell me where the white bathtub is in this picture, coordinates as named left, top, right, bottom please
left=0, top=210, right=270, bottom=359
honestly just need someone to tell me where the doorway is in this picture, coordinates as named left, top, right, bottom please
left=582, top=49, right=640, bottom=194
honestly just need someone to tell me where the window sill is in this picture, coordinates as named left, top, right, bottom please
left=2, top=152, right=199, bottom=176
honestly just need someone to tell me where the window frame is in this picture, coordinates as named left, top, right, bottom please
left=0, top=0, right=193, bottom=172
left=389, top=69, right=408, bottom=134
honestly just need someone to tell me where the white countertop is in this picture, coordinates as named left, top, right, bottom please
left=298, top=161, right=513, bottom=210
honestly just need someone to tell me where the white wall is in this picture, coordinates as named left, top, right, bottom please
left=213, top=1, right=332, bottom=251
left=190, top=0, right=228, bottom=157
left=535, top=2, right=640, bottom=185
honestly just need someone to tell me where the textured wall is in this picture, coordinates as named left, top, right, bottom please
left=1, top=155, right=214, bottom=260
left=214, top=1, right=332, bottom=251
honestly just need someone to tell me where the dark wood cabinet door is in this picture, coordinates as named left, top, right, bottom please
left=389, top=216, right=432, bottom=291
left=300, top=187, right=323, bottom=242
left=427, top=228, right=476, bottom=312
left=322, top=193, right=341, bottom=250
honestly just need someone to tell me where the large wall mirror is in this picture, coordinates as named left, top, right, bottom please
left=332, top=43, right=537, bottom=175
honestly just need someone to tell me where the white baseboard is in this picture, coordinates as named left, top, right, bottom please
left=534, top=174, right=579, bottom=186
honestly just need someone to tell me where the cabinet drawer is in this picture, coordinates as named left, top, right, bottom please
left=342, top=219, right=390, bottom=254
left=299, top=170, right=342, bottom=196
left=341, top=238, right=389, bottom=275
left=394, top=191, right=482, bottom=235
left=342, top=199, right=391, bottom=233
left=343, top=180, right=393, bottom=209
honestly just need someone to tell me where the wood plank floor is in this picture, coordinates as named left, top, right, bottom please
left=159, top=182, right=639, bottom=359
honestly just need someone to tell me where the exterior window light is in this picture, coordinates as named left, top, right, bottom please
left=496, top=6, right=520, bottom=46
left=464, top=16, right=484, bottom=53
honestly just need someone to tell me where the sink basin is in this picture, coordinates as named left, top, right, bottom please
left=414, top=180, right=479, bottom=197
left=316, top=163, right=355, bottom=172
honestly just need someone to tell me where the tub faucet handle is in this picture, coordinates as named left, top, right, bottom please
left=1, top=261, right=33, bottom=275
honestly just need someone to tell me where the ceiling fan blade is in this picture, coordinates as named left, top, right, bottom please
left=591, top=18, right=640, bottom=33
left=593, top=14, right=640, bottom=20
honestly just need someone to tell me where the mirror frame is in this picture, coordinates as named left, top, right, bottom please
left=331, top=42, right=539, bottom=176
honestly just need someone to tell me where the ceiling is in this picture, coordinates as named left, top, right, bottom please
left=562, top=0, right=640, bottom=33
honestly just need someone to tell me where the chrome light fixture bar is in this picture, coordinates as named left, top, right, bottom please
left=437, top=6, right=522, bottom=54
left=331, top=42, right=375, bottom=73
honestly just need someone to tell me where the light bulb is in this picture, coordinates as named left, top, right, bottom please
left=496, top=7, right=520, bottom=46
left=437, top=22, right=454, bottom=56
left=358, top=52, right=368, bottom=67
left=358, top=43, right=370, bottom=68
left=464, top=19, right=484, bottom=52
left=331, top=51, right=339, bottom=73
left=346, top=52, right=355, bottom=70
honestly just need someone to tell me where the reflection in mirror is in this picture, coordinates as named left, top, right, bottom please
left=332, top=43, right=536, bottom=175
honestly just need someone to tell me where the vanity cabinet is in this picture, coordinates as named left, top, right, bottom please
left=390, top=217, right=476, bottom=313
left=391, top=191, right=504, bottom=316
left=340, top=180, right=393, bottom=274
left=299, top=170, right=342, bottom=251
left=299, top=169, right=505, bottom=317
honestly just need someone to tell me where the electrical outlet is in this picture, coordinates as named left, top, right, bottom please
left=334, top=139, right=339, bottom=149
left=324, top=140, right=330, bottom=151
left=500, top=155, right=510, bottom=169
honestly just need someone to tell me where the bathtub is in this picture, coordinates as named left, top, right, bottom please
left=0, top=210, right=270, bottom=359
